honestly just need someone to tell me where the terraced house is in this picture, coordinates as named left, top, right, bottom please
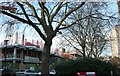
left=0, top=32, right=43, bottom=72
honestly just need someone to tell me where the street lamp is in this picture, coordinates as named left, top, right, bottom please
left=4, top=39, right=9, bottom=69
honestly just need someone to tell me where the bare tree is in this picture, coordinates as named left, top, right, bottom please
left=1, top=1, right=85, bottom=76
left=118, top=0, right=120, bottom=14
left=59, top=2, right=119, bottom=58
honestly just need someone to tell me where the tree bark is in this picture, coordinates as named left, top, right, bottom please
left=118, top=1, right=120, bottom=14
left=41, top=40, right=52, bottom=76
left=82, top=47, right=86, bottom=58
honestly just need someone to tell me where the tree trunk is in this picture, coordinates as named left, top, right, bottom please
left=83, top=47, right=86, bottom=58
left=118, top=1, right=120, bottom=14
left=82, top=43, right=86, bottom=58
left=41, top=40, right=52, bottom=76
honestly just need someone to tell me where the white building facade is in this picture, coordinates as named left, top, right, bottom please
left=110, top=25, right=120, bottom=58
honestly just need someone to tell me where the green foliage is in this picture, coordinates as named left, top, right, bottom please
left=9, top=63, right=19, bottom=71
left=55, top=57, right=117, bottom=76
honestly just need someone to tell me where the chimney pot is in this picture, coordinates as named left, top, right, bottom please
left=15, top=32, right=18, bottom=44
left=37, top=40, right=39, bottom=46
left=55, top=49, right=59, bottom=55
left=62, top=48, right=65, bottom=53
left=32, top=39, right=34, bottom=44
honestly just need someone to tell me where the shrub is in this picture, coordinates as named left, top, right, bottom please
left=55, top=57, right=117, bottom=76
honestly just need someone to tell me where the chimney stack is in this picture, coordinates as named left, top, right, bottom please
left=55, top=49, right=59, bottom=55
left=62, top=48, right=65, bottom=53
left=21, top=34, right=24, bottom=45
left=15, top=32, right=18, bottom=44
left=25, top=39, right=27, bottom=45
left=40, top=40, right=44, bottom=49
left=32, top=39, right=34, bottom=44
left=36, top=40, right=39, bottom=46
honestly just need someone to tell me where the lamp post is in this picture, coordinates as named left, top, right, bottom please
left=4, top=39, right=9, bottom=69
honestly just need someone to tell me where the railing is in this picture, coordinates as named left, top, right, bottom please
left=0, top=58, right=23, bottom=61
left=0, top=56, right=40, bottom=63
left=23, top=56, right=40, bottom=63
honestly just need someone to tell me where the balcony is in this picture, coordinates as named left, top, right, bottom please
left=0, top=58, right=23, bottom=62
left=23, top=56, right=40, bottom=64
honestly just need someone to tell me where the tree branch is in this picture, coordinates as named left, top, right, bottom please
left=61, top=33, right=83, bottom=54
left=58, top=15, right=89, bottom=30
left=2, top=11, right=47, bottom=42
left=16, top=2, right=31, bottom=22
left=23, top=2, right=43, bottom=25
left=50, top=2, right=63, bottom=22
left=2, top=10, right=31, bottom=24
left=39, top=2, right=53, bottom=30
left=55, top=2, right=85, bottom=33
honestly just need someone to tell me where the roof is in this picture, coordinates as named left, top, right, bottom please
left=61, top=53, right=75, bottom=59
left=25, top=42, right=40, bottom=48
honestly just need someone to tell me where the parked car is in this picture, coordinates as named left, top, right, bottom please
left=16, top=69, right=38, bottom=76
left=37, top=70, right=56, bottom=76
left=49, top=70, right=56, bottom=75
